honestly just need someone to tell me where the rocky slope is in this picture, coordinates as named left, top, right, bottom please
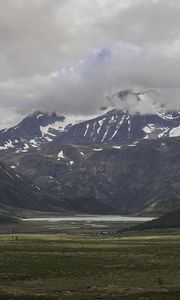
left=2, top=137, right=180, bottom=214
left=0, top=161, right=67, bottom=213
left=0, top=157, right=116, bottom=215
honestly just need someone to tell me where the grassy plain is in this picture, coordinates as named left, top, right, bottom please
left=0, top=221, right=180, bottom=299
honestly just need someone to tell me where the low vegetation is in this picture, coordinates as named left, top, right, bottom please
left=0, top=230, right=180, bottom=299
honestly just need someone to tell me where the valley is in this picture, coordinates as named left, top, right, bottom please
left=0, top=227, right=180, bottom=300
left=1, top=1, right=180, bottom=299
left=0, top=108, right=180, bottom=300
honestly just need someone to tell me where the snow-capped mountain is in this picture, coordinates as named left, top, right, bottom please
left=0, top=111, right=70, bottom=152
left=0, top=108, right=180, bottom=152
left=52, top=109, right=180, bottom=146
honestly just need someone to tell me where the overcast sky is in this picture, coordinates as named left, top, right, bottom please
left=0, top=0, right=180, bottom=128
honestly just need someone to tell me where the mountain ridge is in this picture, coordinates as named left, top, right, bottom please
left=0, top=105, right=180, bottom=216
left=0, top=108, right=180, bottom=153
left=2, top=137, right=180, bottom=214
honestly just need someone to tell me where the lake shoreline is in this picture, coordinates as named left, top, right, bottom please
left=22, top=215, right=155, bottom=222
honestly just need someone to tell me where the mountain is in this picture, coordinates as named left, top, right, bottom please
left=131, top=205, right=180, bottom=230
left=0, top=212, right=21, bottom=224
left=51, top=109, right=180, bottom=146
left=0, top=111, right=66, bottom=153
left=2, top=137, right=180, bottom=214
left=0, top=161, right=66, bottom=213
left=0, top=157, right=116, bottom=215
left=1, top=103, right=180, bottom=215
left=0, top=108, right=180, bottom=153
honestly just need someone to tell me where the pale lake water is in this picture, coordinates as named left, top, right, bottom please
left=23, top=215, right=154, bottom=222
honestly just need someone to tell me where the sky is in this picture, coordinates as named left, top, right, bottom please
left=0, top=0, right=180, bottom=128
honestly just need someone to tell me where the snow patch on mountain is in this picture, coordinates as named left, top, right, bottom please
left=36, top=113, right=44, bottom=119
left=158, top=111, right=180, bottom=120
left=29, top=139, right=39, bottom=148
left=101, top=128, right=109, bottom=142
left=84, top=124, right=90, bottom=136
left=143, top=123, right=170, bottom=140
left=58, top=150, right=64, bottom=160
left=143, top=124, right=155, bottom=134
left=0, top=140, right=14, bottom=150
left=169, top=125, right=180, bottom=137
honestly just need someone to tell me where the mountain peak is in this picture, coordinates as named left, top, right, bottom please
left=0, top=108, right=180, bottom=152
left=0, top=111, right=66, bottom=152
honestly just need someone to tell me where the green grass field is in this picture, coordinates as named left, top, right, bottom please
left=0, top=229, right=180, bottom=299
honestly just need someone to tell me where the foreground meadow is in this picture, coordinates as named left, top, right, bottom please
left=0, top=231, right=180, bottom=299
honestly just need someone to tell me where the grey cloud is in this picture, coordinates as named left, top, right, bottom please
left=0, top=46, right=180, bottom=124
left=1, top=0, right=180, bottom=79
left=0, top=0, right=180, bottom=128
left=98, top=0, right=180, bottom=44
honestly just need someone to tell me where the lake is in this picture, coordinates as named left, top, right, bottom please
left=23, top=215, right=154, bottom=222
